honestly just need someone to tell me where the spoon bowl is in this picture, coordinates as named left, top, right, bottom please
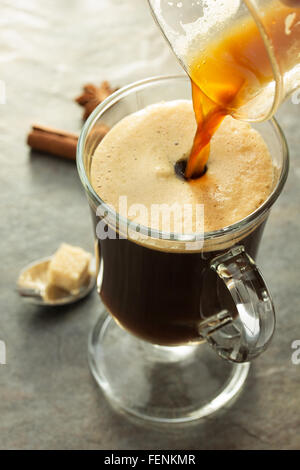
left=17, top=256, right=96, bottom=306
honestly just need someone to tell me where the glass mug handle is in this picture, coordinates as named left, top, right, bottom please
left=199, top=246, right=275, bottom=363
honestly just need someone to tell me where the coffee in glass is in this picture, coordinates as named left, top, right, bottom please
left=77, top=76, right=288, bottom=422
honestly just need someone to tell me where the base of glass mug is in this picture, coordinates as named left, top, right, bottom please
left=88, top=311, right=250, bottom=424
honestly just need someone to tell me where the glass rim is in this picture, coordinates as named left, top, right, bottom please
left=77, top=74, right=289, bottom=243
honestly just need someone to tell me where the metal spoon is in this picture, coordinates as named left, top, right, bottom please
left=17, top=256, right=96, bottom=306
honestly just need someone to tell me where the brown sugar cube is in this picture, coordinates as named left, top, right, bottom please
left=46, top=243, right=91, bottom=294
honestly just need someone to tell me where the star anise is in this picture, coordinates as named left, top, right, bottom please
left=75, top=81, right=118, bottom=120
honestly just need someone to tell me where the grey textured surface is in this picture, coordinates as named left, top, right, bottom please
left=0, top=0, right=299, bottom=450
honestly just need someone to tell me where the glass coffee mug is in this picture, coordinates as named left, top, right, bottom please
left=77, top=76, right=288, bottom=423
left=148, top=0, right=300, bottom=122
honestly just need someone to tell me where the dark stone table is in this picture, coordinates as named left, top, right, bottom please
left=0, top=0, right=299, bottom=450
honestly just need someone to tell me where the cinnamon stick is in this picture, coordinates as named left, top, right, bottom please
left=27, top=125, right=78, bottom=160
left=27, top=123, right=109, bottom=160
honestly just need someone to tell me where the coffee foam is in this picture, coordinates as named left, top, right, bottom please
left=91, top=100, right=274, bottom=243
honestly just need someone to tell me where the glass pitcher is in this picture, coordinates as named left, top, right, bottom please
left=148, top=0, right=300, bottom=121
